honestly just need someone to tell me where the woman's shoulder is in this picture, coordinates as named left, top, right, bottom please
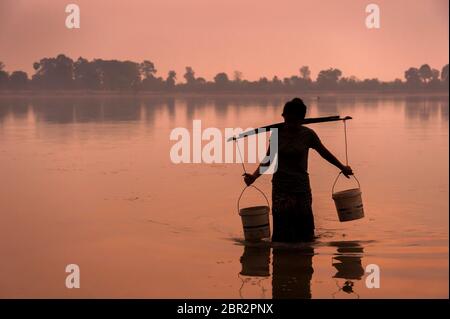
left=279, top=125, right=318, bottom=139
left=299, top=125, right=317, bottom=135
left=299, top=126, right=321, bottom=144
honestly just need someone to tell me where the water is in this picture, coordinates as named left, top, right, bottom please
left=0, top=94, right=448, bottom=298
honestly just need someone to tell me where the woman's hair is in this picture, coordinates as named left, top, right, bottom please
left=282, top=98, right=307, bottom=119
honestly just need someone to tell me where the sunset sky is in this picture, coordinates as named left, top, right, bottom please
left=0, top=0, right=448, bottom=81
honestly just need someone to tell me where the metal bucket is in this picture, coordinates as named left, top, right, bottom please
left=332, top=173, right=365, bottom=222
left=238, top=186, right=271, bottom=242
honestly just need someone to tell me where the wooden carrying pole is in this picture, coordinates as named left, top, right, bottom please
left=227, top=116, right=352, bottom=141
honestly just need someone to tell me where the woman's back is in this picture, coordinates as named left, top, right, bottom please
left=272, top=124, right=321, bottom=193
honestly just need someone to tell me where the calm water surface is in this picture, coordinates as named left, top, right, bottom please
left=0, top=94, right=448, bottom=298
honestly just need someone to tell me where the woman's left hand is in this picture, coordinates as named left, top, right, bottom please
left=341, top=166, right=354, bottom=178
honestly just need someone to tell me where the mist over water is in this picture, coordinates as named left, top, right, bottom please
left=0, top=94, right=448, bottom=298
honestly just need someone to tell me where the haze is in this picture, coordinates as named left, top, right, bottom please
left=0, top=0, right=448, bottom=81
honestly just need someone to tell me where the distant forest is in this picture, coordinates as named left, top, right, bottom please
left=0, top=54, right=448, bottom=93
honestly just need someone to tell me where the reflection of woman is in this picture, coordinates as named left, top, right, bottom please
left=244, top=98, right=353, bottom=242
left=272, top=247, right=314, bottom=299
left=238, top=245, right=315, bottom=299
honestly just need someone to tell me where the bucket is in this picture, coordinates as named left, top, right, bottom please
left=238, top=185, right=271, bottom=242
left=332, top=173, right=364, bottom=222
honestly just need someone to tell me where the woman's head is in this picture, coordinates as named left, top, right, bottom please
left=282, top=98, right=307, bottom=123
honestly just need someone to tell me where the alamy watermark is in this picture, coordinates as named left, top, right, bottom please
left=65, top=4, right=80, bottom=29
left=65, top=264, right=80, bottom=289
left=64, top=4, right=380, bottom=31
left=169, top=120, right=278, bottom=174
left=365, top=4, right=380, bottom=29
left=365, top=264, right=380, bottom=288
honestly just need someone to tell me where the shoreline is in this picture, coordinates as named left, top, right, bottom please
left=0, top=90, right=448, bottom=98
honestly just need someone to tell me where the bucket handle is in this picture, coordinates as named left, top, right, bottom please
left=237, top=185, right=270, bottom=214
left=332, top=172, right=361, bottom=194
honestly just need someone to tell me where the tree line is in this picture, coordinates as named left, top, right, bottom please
left=0, top=54, right=448, bottom=93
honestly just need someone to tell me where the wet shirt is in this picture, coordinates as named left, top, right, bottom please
left=272, top=125, right=322, bottom=193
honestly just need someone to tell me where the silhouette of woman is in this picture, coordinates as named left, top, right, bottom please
left=244, top=98, right=353, bottom=242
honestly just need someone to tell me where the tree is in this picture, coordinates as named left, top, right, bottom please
left=166, top=70, right=177, bottom=89
left=256, top=77, right=270, bottom=92
left=272, top=76, right=283, bottom=90
left=74, top=57, right=101, bottom=89
left=183, top=66, right=196, bottom=85
left=93, top=59, right=141, bottom=90
left=233, top=71, right=243, bottom=83
left=418, top=64, right=433, bottom=83
left=339, top=76, right=359, bottom=90
left=196, top=77, right=206, bottom=85
left=214, top=72, right=230, bottom=89
left=3, top=52, right=447, bottom=93
left=9, top=71, right=29, bottom=90
left=32, top=54, right=75, bottom=89
left=140, top=60, right=157, bottom=79
left=431, top=69, right=440, bottom=81
left=404, top=67, right=421, bottom=87
left=142, top=76, right=165, bottom=91
left=316, top=68, right=342, bottom=89
left=299, top=66, right=311, bottom=80
left=360, top=78, right=380, bottom=90
left=441, top=64, right=449, bottom=83
left=282, top=77, right=292, bottom=89
left=0, top=61, right=8, bottom=89
left=139, top=60, right=164, bottom=91
left=391, top=78, right=404, bottom=90
left=428, top=68, right=442, bottom=89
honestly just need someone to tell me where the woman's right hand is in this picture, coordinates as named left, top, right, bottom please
left=243, top=173, right=257, bottom=186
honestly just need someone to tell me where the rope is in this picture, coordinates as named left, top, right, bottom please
left=235, top=139, right=270, bottom=213
left=331, top=118, right=361, bottom=194
left=235, top=139, right=247, bottom=174
left=343, top=119, right=349, bottom=166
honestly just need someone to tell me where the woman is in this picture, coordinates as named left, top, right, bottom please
left=244, top=98, right=353, bottom=242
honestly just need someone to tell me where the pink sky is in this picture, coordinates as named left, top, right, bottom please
left=0, top=0, right=448, bottom=81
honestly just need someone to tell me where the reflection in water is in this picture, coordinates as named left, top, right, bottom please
left=238, top=246, right=270, bottom=299
left=329, top=241, right=365, bottom=299
left=237, top=241, right=366, bottom=299
left=238, top=245, right=314, bottom=299
left=272, top=246, right=314, bottom=299
left=0, top=95, right=447, bottom=125
left=0, top=96, right=276, bottom=124
left=316, top=96, right=339, bottom=115
left=0, top=95, right=448, bottom=298
left=0, top=97, right=29, bottom=122
left=404, top=96, right=444, bottom=121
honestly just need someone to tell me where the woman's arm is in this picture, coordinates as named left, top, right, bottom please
left=314, top=141, right=353, bottom=178
left=243, top=145, right=271, bottom=186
